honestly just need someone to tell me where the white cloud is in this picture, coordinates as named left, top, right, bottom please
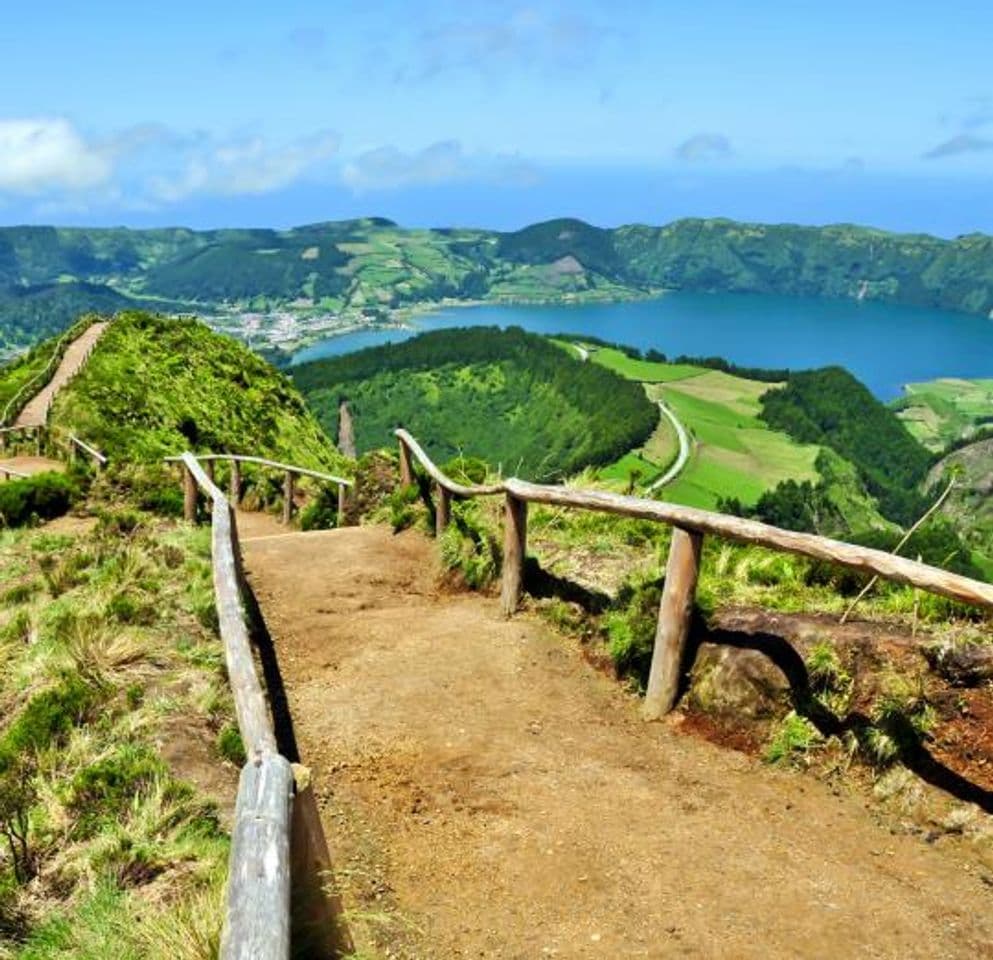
left=147, top=130, right=341, bottom=202
left=342, top=140, right=538, bottom=192
left=674, top=133, right=733, bottom=163
left=923, top=133, right=993, bottom=160
left=0, top=118, right=112, bottom=193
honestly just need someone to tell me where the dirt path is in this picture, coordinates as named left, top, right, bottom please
left=242, top=526, right=993, bottom=959
left=0, top=455, right=64, bottom=478
left=14, top=321, right=108, bottom=427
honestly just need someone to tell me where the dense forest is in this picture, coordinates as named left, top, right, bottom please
left=759, top=367, right=933, bottom=526
left=292, top=326, right=659, bottom=480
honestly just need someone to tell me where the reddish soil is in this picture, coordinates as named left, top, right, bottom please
left=240, top=525, right=993, bottom=959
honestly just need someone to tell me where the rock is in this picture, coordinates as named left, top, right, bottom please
left=686, top=643, right=792, bottom=720
left=924, top=643, right=993, bottom=687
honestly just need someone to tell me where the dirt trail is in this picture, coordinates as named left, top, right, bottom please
left=14, top=321, right=108, bottom=428
left=242, top=525, right=993, bottom=959
left=0, top=455, right=64, bottom=478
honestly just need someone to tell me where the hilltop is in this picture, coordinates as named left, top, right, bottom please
left=1, top=216, right=990, bottom=356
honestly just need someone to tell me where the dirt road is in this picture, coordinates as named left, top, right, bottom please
left=242, top=524, right=993, bottom=959
left=14, top=321, right=108, bottom=427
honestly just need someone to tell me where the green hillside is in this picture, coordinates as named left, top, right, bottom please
left=291, top=326, right=658, bottom=480
left=2, top=216, right=991, bottom=354
left=893, top=377, right=993, bottom=451
left=47, top=312, right=345, bottom=469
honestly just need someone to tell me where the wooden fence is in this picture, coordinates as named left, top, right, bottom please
left=0, top=424, right=107, bottom=472
left=395, top=428, right=993, bottom=720
left=167, top=453, right=351, bottom=526
left=179, top=452, right=350, bottom=959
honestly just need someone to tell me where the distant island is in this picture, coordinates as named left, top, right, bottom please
left=0, top=216, right=991, bottom=357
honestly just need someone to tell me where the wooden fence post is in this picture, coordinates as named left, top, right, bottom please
left=283, top=470, right=295, bottom=524
left=398, top=437, right=414, bottom=486
left=436, top=485, right=451, bottom=537
left=643, top=527, right=703, bottom=720
left=204, top=459, right=215, bottom=484
left=500, top=493, right=528, bottom=616
left=336, top=483, right=346, bottom=526
left=183, top=465, right=198, bottom=522
left=229, top=460, right=241, bottom=505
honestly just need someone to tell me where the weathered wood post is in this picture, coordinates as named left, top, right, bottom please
left=398, top=436, right=414, bottom=487
left=229, top=459, right=241, bottom=504
left=436, top=484, right=451, bottom=537
left=204, top=459, right=215, bottom=485
left=643, top=526, right=704, bottom=720
left=500, top=492, right=528, bottom=616
left=220, top=752, right=294, bottom=960
left=336, top=482, right=346, bottom=526
left=283, top=470, right=295, bottom=524
left=183, top=465, right=198, bottom=522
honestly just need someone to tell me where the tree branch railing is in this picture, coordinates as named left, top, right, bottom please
left=395, top=429, right=993, bottom=720
left=180, top=452, right=347, bottom=959
left=395, top=428, right=503, bottom=537
left=166, top=453, right=352, bottom=526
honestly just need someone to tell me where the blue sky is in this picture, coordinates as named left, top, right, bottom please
left=1, top=0, right=991, bottom=234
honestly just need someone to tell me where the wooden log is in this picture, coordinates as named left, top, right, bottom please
left=205, top=459, right=215, bottom=484
left=229, top=459, right=241, bottom=504
left=643, top=527, right=704, bottom=719
left=183, top=465, right=198, bottom=522
left=337, top=482, right=346, bottom=526
left=436, top=484, right=451, bottom=537
left=394, top=429, right=503, bottom=497
left=500, top=493, right=528, bottom=616
left=283, top=470, right=295, bottom=525
left=290, top=765, right=355, bottom=957
left=220, top=752, right=294, bottom=960
left=502, top=478, right=993, bottom=612
left=399, top=437, right=414, bottom=487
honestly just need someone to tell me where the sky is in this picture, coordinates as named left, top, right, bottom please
left=1, top=0, right=991, bottom=235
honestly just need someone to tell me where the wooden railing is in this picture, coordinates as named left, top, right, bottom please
left=395, top=429, right=993, bottom=720
left=0, top=425, right=107, bottom=471
left=180, top=452, right=345, bottom=959
left=167, top=453, right=352, bottom=526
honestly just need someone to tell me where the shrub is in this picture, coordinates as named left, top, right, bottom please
left=67, top=745, right=167, bottom=837
left=438, top=501, right=500, bottom=590
left=604, top=574, right=664, bottom=684
left=0, top=472, right=78, bottom=528
left=764, top=712, right=822, bottom=766
left=216, top=725, right=246, bottom=766
left=299, top=484, right=341, bottom=531
left=0, top=758, right=38, bottom=883
left=0, top=675, right=100, bottom=773
left=387, top=484, right=420, bottom=532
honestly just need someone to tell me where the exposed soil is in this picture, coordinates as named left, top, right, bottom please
left=14, top=321, right=109, bottom=427
left=241, top=524, right=993, bottom=959
left=0, top=455, right=65, bottom=477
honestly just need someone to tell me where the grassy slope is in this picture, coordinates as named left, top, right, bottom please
left=47, top=312, right=346, bottom=470
left=894, top=377, right=993, bottom=450
left=0, top=518, right=235, bottom=958
left=589, top=351, right=821, bottom=509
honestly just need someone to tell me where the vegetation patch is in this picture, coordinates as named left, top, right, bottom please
left=293, top=326, right=658, bottom=480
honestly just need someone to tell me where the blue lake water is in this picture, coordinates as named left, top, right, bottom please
left=289, top=293, right=993, bottom=400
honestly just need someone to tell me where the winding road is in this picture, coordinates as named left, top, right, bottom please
left=646, top=397, right=691, bottom=492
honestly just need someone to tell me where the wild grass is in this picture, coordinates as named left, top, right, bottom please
left=0, top=515, right=235, bottom=957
